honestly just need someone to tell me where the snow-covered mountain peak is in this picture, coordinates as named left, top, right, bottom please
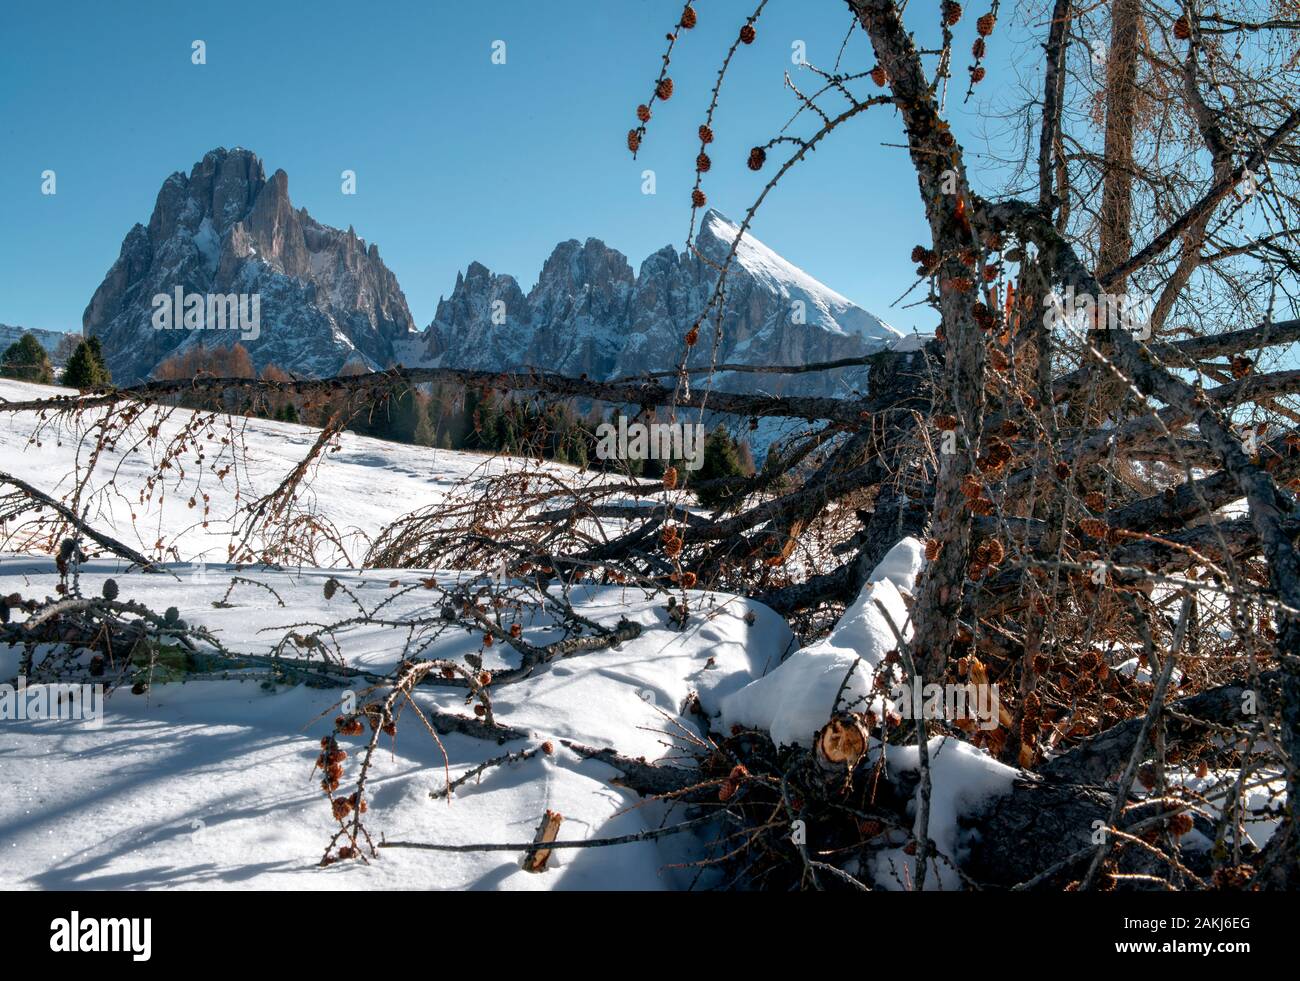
left=418, top=211, right=904, bottom=405
left=697, top=209, right=900, bottom=343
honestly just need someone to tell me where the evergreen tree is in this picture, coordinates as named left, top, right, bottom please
left=63, top=336, right=111, bottom=389
left=473, top=393, right=502, bottom=450
left=63, top=342, right=98, bottom=389
left=694, top=424, right=752, bottom=509
left=0, top=333, right=53, bottom=384
left=86, top=336, right=110, bottom=382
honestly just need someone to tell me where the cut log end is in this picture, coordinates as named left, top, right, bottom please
left=815, top=714, right=870, bottom=771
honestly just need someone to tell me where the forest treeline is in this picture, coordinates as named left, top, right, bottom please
left=147, top=342, right=757, bottom=496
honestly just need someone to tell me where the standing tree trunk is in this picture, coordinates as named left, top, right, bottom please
left=1087, top=0, right=1143, bottom=424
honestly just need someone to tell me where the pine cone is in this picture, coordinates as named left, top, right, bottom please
left=739, top=24, right=756, bottom=44
left=747, top=146, right=766, bottom=170
left=974, top=538, right=1005, bottom=568
left=1079, top=517, right=1110, bottom=539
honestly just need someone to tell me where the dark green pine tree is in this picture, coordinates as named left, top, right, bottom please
left=0, top=333, right=54, bottom=384
left=474, top=393, right=502, bottom=450
left=694, top=424, right=752, bottom=509
left=85, top=336, right=110, bottom=381
left=62, top=342, right=100, bottom=389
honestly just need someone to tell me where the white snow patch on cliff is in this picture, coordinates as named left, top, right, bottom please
left=702, top=211, right=902, bottom=343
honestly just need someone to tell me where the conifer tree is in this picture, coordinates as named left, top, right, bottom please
left=0, top=333, right=53, bottom=384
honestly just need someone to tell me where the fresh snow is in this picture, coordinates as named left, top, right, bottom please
left=720, top=537, right=1018, bottom=890
left=0, top=377, right=646, bottom=568
left=0, top=558, right=791, bottom=890
left=721, top=537, right=923, bottom=748
left=0, top=380, right=1025, bottom=890
left=872, top=737, right=1018, bottom=890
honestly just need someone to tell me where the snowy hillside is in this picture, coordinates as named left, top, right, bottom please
left=0, top=377, right=1040, bottom=890
left=0, top=378, right=783, bottom=888
left=0, top=378, right=636, bottom=569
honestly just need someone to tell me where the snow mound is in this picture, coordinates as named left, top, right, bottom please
left=872, top=737, right=1018, bottom=890
left=721, top=538, right=923, bottom=747
left=720, top=535, right=1019, bottom=889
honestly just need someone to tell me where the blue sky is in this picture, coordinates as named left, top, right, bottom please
left=0, top=0, right=1033, bottom=335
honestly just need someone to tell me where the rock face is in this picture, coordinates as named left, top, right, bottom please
left=84, top=151, right=904, bottom=398
left=418, top=210, right=902, bottom=398
left=84, top=148, right=416, bottom=384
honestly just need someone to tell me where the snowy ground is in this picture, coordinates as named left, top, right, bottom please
left=0, top=376, right=1164, bottom=890
left=0, top=378, right=655, bottom=568
left=0, top=557, right=794, bottom=889
left=0, top=378, right=796, bottom=888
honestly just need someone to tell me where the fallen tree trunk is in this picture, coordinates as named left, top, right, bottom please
left=970, top=671, right=1279, bottom=888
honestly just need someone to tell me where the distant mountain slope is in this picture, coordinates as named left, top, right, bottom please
left=415, top=209, right=904, bottom=399
left=84, top=148, right=417, bottom=385
left=81, top=149, right=907, bottom=400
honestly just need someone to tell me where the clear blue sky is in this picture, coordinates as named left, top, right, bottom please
left=0, top=0, right=1031, bottom=335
